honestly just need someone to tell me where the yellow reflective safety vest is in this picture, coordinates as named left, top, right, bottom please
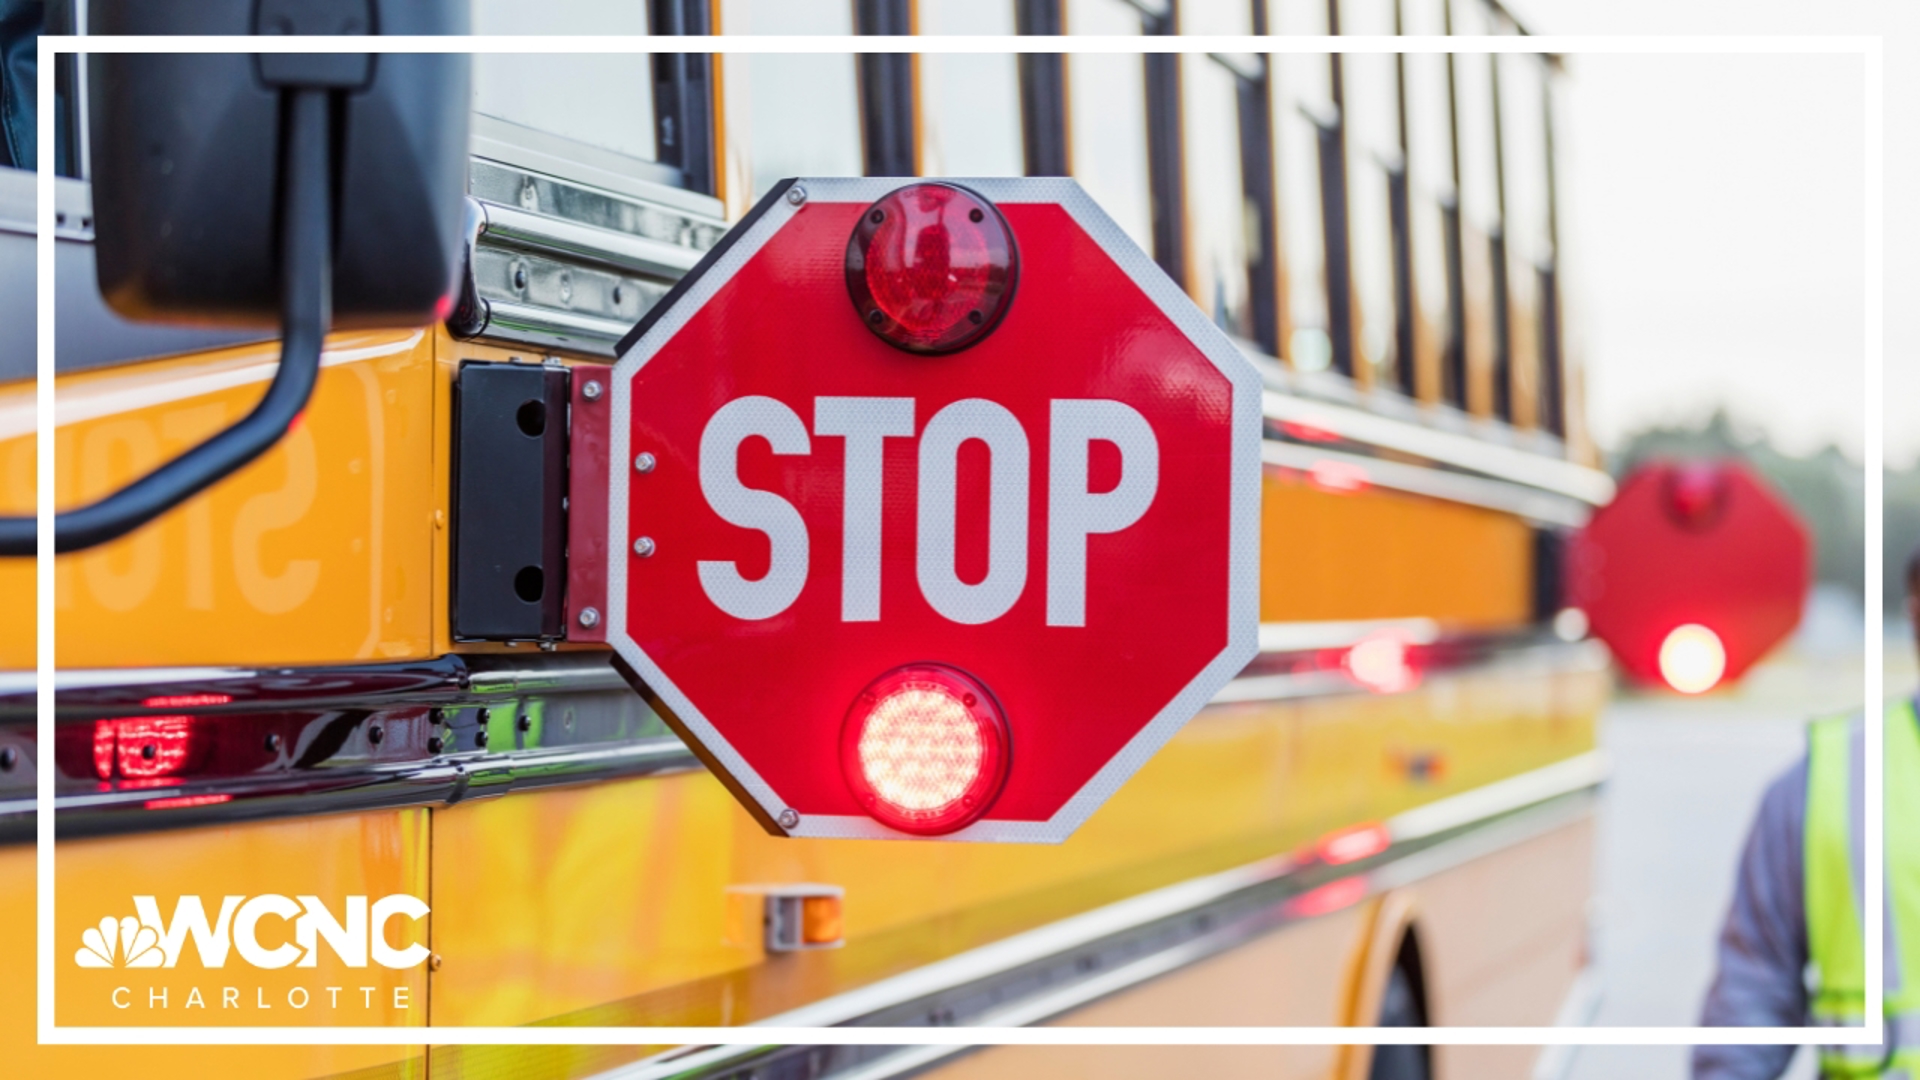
left=1808, top=699, right=1920, bottom=1076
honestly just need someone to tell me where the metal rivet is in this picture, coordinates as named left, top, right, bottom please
left=786, top=185, right=807, bottom=206
left=634, top=537, right=656, bottom=558
left=777, top=809, right=800, bottom=830
left=582, top=380, right=603, bottom=401
left=634, top=452, right=656, bottom=474
left=475, top=729, right=489, bottom=748
left=264, top=732, right=282, bottom=753
left=612, top=284, right=625, bottom=305
left=0, top=746, right=16, bottom=771
left=516, top=713, right=532, bottom=732
left=367, top=726, right=384, bottom=745
left=429, top=953, right=444, bottom=972
left=578, top=607, right=601, bottom=628
left=430, top=707, right=445, bottom=725
left=478, top=707, right=492, bottom=724
left=428, top=735, right=444, bottom=754
left=512, top=266, right=528, bottom=290
left=141, top=744, right=156, bottom=761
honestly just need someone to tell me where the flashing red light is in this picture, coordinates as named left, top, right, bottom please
left=1280, top=421, right=1341, bottom=443
left=1308, top=459, right=1370, bottom=495
left=1662, top=462, right=1730, bottom=531
left=1345, top=633, right=1419, bottom=694
left=1317, top=822, right=1393, bottom=865
left=1658, top=623, right=1727, bottom=694
left=840, top=663, right=1011, bottom=836
left=143, top=793, right=232, bottom=811
left=845, top=182, right=1018, bottom=355
left=140, top=693, right=232, bottom=709
left=92, top=716, right=207, bottom=780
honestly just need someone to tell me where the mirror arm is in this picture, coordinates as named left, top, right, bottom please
left=0, top=87, right=335, bottom=557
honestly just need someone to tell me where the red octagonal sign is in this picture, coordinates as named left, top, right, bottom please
left=604, top=178, right=1262, bottom=843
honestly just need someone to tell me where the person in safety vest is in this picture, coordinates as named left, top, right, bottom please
left=1692, top=547, right=1920, bottom=1078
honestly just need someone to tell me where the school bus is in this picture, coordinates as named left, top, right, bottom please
left=0, top=1, right=1615, bottom=1077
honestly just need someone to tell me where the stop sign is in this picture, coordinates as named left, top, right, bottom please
left=1570, top=460, right=1810, bottom=692
left=603, top=178, right=1262, bottom=842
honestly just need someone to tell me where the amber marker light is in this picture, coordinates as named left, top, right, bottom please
left=845, top=182, right=1018, bottom=355
left=840, top=663, right=1011, bottom=836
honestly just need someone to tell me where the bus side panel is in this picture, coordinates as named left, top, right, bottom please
left=421, top=657, right=1601, bottom=1032
left=35, top=329, right=437, bottom=669
left=1260, top=473, right=1536, bottom=629
left=0, top=811, right=431, bottom=1077
left=0, top=373, right=33, bottom=667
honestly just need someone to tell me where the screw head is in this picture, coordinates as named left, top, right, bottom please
left=512, top=265, right=528, bottom=290
left=516, top=713, right=532, bottom=732
left=582, top=380, right=603, bottom=401
left=777, top=809, right=800, bottom=830
left=633, top=536, right=656, bottom=558
left=475, top=729, right=490, bottom=748
left=0, top=746, right=16, bottom=771
left=367, top=725, right=384, bottom=745
left=264, top=732, right=282, bottom=753
left=429, top=953, right=444, bottom=972
left=427, top=735, right=444, bottom=755
left=634, top=452, right=656, bottom=474
left=578, top=606, right=601, bottom=628
left=786, top=185, right=808, bottom=206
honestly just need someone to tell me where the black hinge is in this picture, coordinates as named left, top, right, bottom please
left=451, top=362, right=570, bottom=641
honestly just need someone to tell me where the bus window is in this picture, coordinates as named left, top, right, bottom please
left=1342, top=45, right=1401, bottom=393
left=919, top=0, right=1025, bottom=178
left=1269, top=0, right=1334, bottom=373
left=471, top=2, right=659, bottom=168
left=1499, top=49, right=1552, bottom=430
left=1450, top=0, right=1499, bottom=418
left=717, top=0, right=863, bottom=211
left=1404, top=44, right=1454, bottom=404
left=1180, top=0, right=1258, bottom=340
left=1064, top=0, right=1154, bottom=252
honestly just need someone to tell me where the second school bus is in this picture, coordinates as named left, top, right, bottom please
left=0, top=1, right=1616, bottom=1077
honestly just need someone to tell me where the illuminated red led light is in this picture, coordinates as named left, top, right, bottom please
left=840, top=664, right=1010, bottom=836
left=143, top=793, right=232, bottom=811
left=1344, top=633, right=1419, bottom=694
left=92, top=716, right=208, bottom=780
left=1661, top=462, right=1730, bottom=531
left=845, top=182, right=1018, bottom=355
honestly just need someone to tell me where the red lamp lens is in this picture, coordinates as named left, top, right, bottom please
left=1662, top=462, right=1729, bottom=531
left=845, top=183, right=1018, bottom=355
left=840, top=663, right=1011, bottom=836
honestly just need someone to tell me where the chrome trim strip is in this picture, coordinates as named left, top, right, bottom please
left=1263, top=439, right=1593, bottom=527
left=1261, top=389, right=1615, bottom=506
left=481, top=200, right=705, bottom=280
left=477, top=297, right=635, bottom=357
left=1257, top=617, right=1440, bottom=652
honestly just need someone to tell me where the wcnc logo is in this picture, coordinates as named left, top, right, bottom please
left=74, top=895, right=431, bottom=970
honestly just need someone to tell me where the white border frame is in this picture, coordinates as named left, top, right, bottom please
left=33, top=33, right=1881, bottom=1050
left=605, top=175, right=1264, bottom=844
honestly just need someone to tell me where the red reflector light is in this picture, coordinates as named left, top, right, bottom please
left=1317, top=822, right=1393, bottom=865
left=92, top=716, right=209, bottom=780
left=840, top=664, right=1010, bottom=836
left=1662, top=462, right=1730, bottom=531
left=1307, top=459, right=1370, bottom=495
left=143, top=793, right=232, bottom=811
left=845, top=182, right=1018, bottom=355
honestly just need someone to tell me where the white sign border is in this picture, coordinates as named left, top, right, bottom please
left=605, top=175, right=1264, bottom=844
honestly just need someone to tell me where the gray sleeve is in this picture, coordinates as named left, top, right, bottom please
left=1690, top=756, right=1809, bottom=1080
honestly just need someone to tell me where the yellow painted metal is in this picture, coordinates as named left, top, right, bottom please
left=1260, top=472, right=1534, bottom=629
left=0, top=329, right=440, bottom=669
left=422, top=654, right=1603, bottom=1036
left=0, top=372, right=30, bottom=667
left=0, top=812, right=430, bottom=1078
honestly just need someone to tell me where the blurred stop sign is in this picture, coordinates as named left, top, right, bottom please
left=1570, top=460, right=1810, bottom=692
left=603, top=178, right=1263, bottom=842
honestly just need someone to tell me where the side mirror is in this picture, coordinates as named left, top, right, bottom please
left=88, top=1, right=470, bottom=326
left=0, top=0, right=470, bottom=556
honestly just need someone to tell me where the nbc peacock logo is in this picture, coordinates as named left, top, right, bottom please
left=75, top=915, right=166, bottom=969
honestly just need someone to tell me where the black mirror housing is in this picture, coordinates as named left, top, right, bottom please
left=86, top=0, right=470, bottom=329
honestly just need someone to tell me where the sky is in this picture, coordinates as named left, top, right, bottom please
left=1511, top=0, right=1905, bottom=465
